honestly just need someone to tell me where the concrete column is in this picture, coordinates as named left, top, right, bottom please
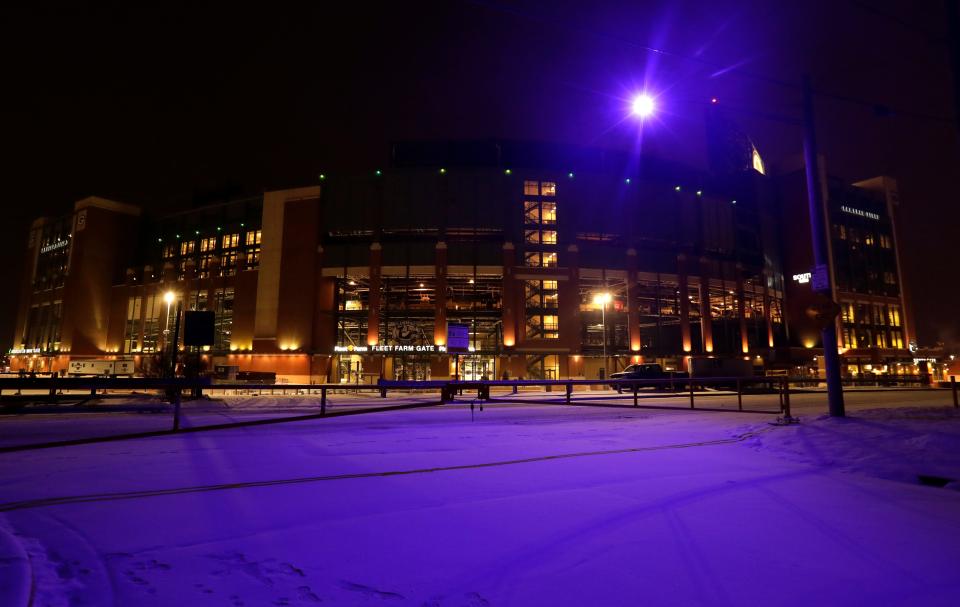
left=736, top=265, right=749, bottom=354
left=559, top=244, right=580, bottom=352
left=367, top=242, right=382, bottom=346
left=434, top=241, right=448, bottom=346
left=678, top=254, right=692, bottom=353
left=699, top=256, right=713, bottom=354
left=626, top=248, right=641, bottom=355
left=502, top=242, right=517, bottom=348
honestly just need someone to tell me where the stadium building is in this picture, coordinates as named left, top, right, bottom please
left=10, top=140, right=794, bottom=382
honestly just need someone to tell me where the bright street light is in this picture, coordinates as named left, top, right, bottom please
left=163, top=291, right=176, bottom=305
left=631, top=93, right=655, bottom=118
left=593, top=292, right=612, bottom=306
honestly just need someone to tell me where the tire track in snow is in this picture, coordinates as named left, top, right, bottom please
left=0, top=427, right=775, bottom=513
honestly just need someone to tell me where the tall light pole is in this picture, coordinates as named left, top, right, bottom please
left=593, top=292, right=612, bottom=378
left=163, top=290, right=175, bottom=338
left=802, top=75, right=845, bottom=417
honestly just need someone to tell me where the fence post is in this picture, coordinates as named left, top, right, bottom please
left=633, top=384, right=638, bottom=407
left=321, top=387, right=327, bottom=415
left=689, top=378, right=695, bottom=409
left=566, top=382, right=572, bottom=404
left=782, top=377, right=792, bottom=418
left=172, top=384, right=182, bottom=431
left=952, top=376, right=957, bottom=408
left=512, top=382, right=518, bottom=395
left=737, top=379, right=742, bottom=411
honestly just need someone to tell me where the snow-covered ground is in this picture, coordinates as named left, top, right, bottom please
left=1, top=393, right=959, bottom=606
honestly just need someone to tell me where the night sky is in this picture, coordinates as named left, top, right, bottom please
left=2, top=1, right=956, bottom=350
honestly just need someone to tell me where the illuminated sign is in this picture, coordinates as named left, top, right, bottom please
left=40, top=240, right=69, bottom=254
left=840, top=206, right=880, bottom=221
left=792, top=272, right=811, bottom=284
left=334, top=344, right=448, bottom=354
left=8, top=348, right=42, bottom=354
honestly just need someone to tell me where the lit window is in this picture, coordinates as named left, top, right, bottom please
left=163, top=244, right=177, bottom=259
left=543, top=315, right=559, bottom=331
left=245, top=247, right=261, bottom=269
left=524, top=201, right=540, bottom=223
left=525, top=230, right=540, bottom=244
left=245, top=230, right=262, bottom=246
left=524, top=181, right=539, bottom=196
left=524, top=251, right=542, bottom=267
left=543, top=280, right=558, bottom=290
left=541, top=202, right=557, bottom=223
left=200, top=237, right=217, bottom=252
left=541, top=230, right=557, bottom=245
left=541, top=182, right=556, bottom=196
left=180, top=241, right=195, bottom=255
left=223, top=233, right=240, bottom=249
left=543, top=252, right=558, bottom=267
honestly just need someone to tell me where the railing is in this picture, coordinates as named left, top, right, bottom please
left=2, top=375, right=956, bottom=453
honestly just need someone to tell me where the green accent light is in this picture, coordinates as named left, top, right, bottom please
left=439, top=168, right=446, bottom=174
left=176, top=234, right=180, bottom=239
left=157, top=238, right=162, bottom=243
left=319, top=173, right=326, bottom=180
left=375, top=169, right=382, bottom=176
left=216, top=226, right=222, bottom=231
left=195, top=230, right=200, bottom=235
left=504, top=169, right=512, bottom=175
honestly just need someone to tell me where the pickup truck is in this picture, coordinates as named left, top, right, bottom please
left=609, top=363, right=671, bottom=391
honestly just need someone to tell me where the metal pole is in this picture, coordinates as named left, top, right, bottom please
left=952, top=376, right=957, bottom=408
left=601, top=303, right=606, bottom=374
left=170, top=301, right=183, bottom=431
left=737, top=378, right=742, bottom=411
left=802, top=75, right=845, bottom=417
left=689, top=378, right=695, bottom=409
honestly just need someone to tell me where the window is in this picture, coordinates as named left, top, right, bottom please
left=888, top=306, right=901, bottom=327
left=180, top=241, right=195, bottom=255
left=524, top=180, right=539, bottom=196
left=200, top=237, right=217, bottom=252
left=245, top=230, right=262, bottom=246
left=890, top=330, right=904, bottom=349
left=541, top=182, right=556, bottom=196
left=880, top=234, right=892, bottom=249
left=223, top=233, right=240, bottom=249
left=221, top=251, right=238, bottom=276
left=245, top=247, right=261, bottom=270
left=541, top=202, right=556, bottom=223
left=123, top=296, right=142, bottom=353
left=163, top=244, right=177, bottom=259
left=524, top=201, right=541, bottom=224
left=541, top=230, right=557, bottom=245
left=213, top=287, right=234, bottom=350
left=864, top=233, right=875, bottom=246
left=141, top=292, right=162, bottom=353
left=883, top=272, right=896, bottom=285
left=199, top=254, right=216, bottom=278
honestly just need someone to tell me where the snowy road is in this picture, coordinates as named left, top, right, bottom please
left=1, top=399, right=959, bottom=606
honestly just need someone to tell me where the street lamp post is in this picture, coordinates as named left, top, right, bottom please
left=802, top=75, right=845, bottom=417
left=593, top=292, right=612, bottom=378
